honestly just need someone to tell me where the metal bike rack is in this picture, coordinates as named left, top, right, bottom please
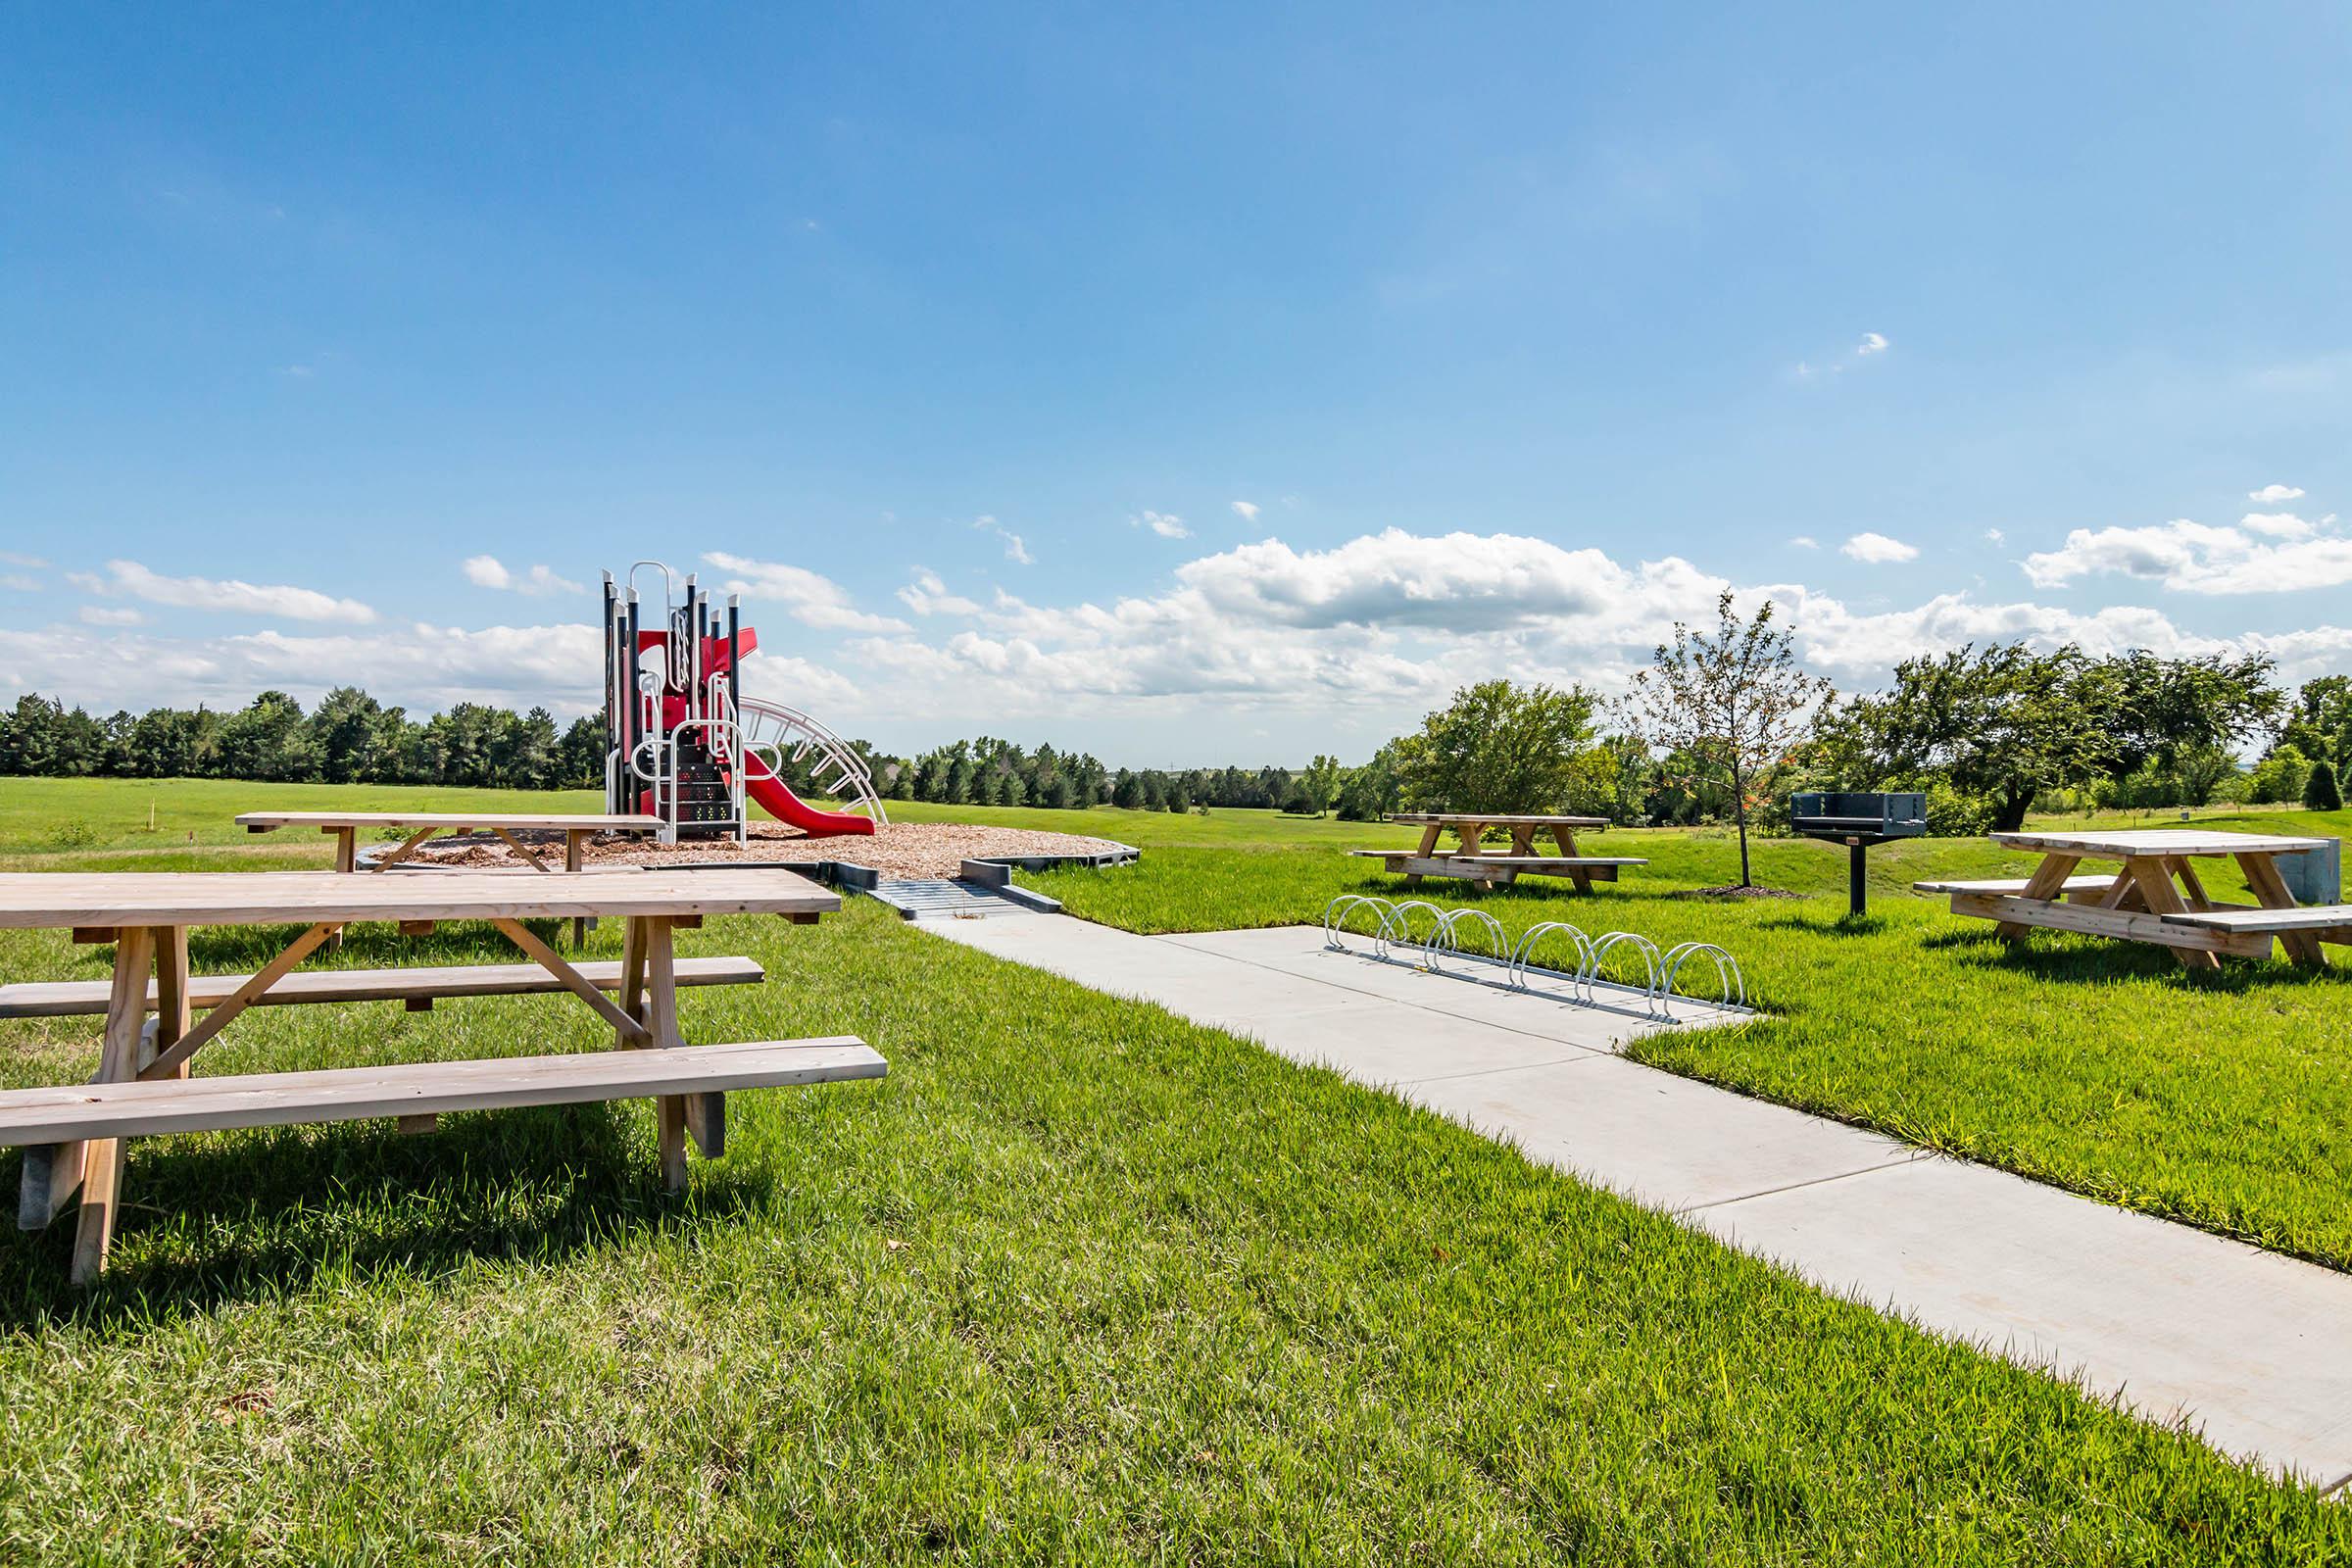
left=1320, top=896, right=1753, bottom=1024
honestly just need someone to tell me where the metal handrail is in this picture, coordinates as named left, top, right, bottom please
left=734, top=694, right=890, bottom=824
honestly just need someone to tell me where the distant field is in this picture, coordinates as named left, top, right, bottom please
left=0, top=777, right=2344, bottom=1557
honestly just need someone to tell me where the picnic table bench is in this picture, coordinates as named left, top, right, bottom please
left=1358, top=813, right=1644, bottom=893
left=0, top=867, right=882, bottom=1282
left=1916, top=828, right=2337, bottom=969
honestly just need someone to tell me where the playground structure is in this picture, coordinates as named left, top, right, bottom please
left=602, top=562, right=889, bottom=844
left=1320, top=893, right=1749, bottom=1022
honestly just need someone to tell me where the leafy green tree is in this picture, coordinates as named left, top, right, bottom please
left=1396, top=679, right=1597, bottom=818
left=1824, top=644, right=2108, bottom=834
left=2103, top=650, right=2281, bottom=782
left=2250, top=745, right=2312, bottom=805
left=1298, top=755, right=1343, bottom=816
left=557, top=714, right=608, bottom=788
left=2304, top=759, right=2342, bottom=812
left=1622, top=593, right=1830, bottom=887
left=1334, top=743, right=1404, bottom=821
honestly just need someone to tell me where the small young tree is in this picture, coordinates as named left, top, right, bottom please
left=1621, top=592, right=1833, bottom=888
left=2303, top=758, right=2342, bottom=812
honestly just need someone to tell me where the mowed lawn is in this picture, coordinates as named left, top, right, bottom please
left=0, top=781, right=2346, bottom=1559
left=1031, top=812, right=2352, bottom=1276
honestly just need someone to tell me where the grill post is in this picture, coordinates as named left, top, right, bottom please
left=1848, top=839, right=1867, bottom=917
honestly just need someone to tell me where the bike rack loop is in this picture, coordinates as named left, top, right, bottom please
left=1323, top=895, right=1396, bottom=954
left=1660, top=942, right=1747, bottom=1013
left=1508, top=921, right=1599, bottom=1001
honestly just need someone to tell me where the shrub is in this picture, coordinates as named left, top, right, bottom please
left=2303, top=759, right=2342, bottom=811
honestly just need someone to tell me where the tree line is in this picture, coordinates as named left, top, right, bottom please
left=1, top=609, right=2338, bottom=866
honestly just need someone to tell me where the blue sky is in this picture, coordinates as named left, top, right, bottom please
left=4, top=3, right=2350, bottom=763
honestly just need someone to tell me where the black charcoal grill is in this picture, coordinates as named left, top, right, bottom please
left=1790, top=792, right=1927, bottom=915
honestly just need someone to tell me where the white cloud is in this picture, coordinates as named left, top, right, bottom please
left=702, top=552, right=911, bottom=633
left=970, top=514, right=1034, bottom=565
left=1134, top=511, right=1190, bottom=539
left=1232, top=501, right=1261, bottom=525
left=1984, top=528, right=2006, bottom=546
left=78, top=606, right=145, bottom=626
left=1841, top=531, right=1920, bottom=564
left=1789, top=535, right=1820, bottom=550
left=2250, top=483, right=2306, bottom=503
left=2239, top=512, right=2318, bottom=540
left=897, top=568, right=983, bottom=617
left=1, top=574, right=40, bottom=593
left=1793, top=332, right=1892, bottom=380
left=0, top=552, right=46, bottom=568
left=463, top=556, right=583, bottom=597
left=74, top=559, right=376, bottom=622
left=17, top=528, right=2352, bottom=750
left=2022, top=514, right=2352, bottom=594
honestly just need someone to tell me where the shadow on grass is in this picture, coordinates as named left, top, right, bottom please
left=0, top=1102, right=767, bottom=1328
left=1754, top=912, right=1891, bottom=939
left=1917, top=925, right=2347, bottom=992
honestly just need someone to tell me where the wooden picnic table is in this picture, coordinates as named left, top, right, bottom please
left=0, top=867, right=863, bottom=1282
left=238, top=809, right=667, bottom=949
left=1915, top=828, right=2335, bottom=970
left=237, top=810, right=663, bottom=874
left=1363, top=813, right=1642, bottom=893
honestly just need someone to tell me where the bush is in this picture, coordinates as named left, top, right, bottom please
left=2303, top=760, right=2342, bottom=811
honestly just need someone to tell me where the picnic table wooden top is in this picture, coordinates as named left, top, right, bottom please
left=0, top=868, right=837, bottom=929
left=1385, top=812, right=1609, bottom=827
left=238, top=810, right=662, bottom=832
left=1989, top=828, right=2330, bottom=859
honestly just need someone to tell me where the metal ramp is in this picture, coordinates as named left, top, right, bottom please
left=862, top=878, right=1051, bottom=921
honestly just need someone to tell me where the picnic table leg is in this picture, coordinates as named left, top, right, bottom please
left=1996, top=854, right=2081, bottom=942
left=2238, top=853, right=2326, bottom=968
left=328, top=828, right=356, bottom=951
left=566, top=831, right=589, bottom=949
left=151, top=927, right=191, bottom=1081
left=72, top=925, right=158, bottom=1284
left=2122, top=857, right=2220, bottom=971
left=1548, top=824, right=1593, bottom=894
left=640, top=917, right=693, bottom=1191
left=1404, top=821, right=1442, bottom=886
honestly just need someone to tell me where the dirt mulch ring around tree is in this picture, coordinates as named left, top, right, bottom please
left=377, top=820, right=1134, bottom=882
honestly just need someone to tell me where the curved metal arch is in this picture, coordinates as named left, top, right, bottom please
left=1588, top=930, right=1665, bottom=1013
left=1437, top=906, right=1511, bottom=968
left=1660, top=942, right=1747, bottom=1014
left=1509, top=920, right=1598, bottom=1000
left=1323, top=894, right=1396, bottom=955
left=1376, top=900, right=1456, bottom=967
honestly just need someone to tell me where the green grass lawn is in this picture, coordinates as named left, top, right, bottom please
left=1, top=781, right=2349, bottom=1558
left=1025, top=810, right=2352, bottom=1275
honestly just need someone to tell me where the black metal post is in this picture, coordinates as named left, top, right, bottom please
left=623, top=590, right=642, bottom=813
left=1848, top=839, right=1867, bottom=917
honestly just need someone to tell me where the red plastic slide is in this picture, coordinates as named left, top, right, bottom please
left=742, top=768, right=878, bottom=836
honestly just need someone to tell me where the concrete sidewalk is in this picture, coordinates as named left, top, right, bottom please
left=928, top=914, right=2352, bottom=1488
